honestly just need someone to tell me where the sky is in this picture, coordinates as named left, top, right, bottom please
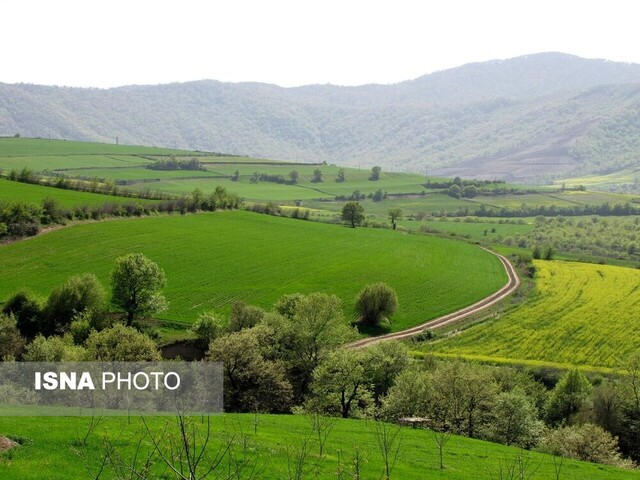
left=2, top=0, right=638, bottom=89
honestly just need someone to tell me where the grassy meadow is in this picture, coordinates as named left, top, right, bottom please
left=0, top=178, right=157, bottom=208
left=0, top=414, right=636, bottom=480
left=0, top=210, right=506, bottom=330
left=423, top=260, right=640, bottom=370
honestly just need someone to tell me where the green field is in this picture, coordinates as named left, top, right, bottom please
left=0, top=414, right=635, bottom=480
left=424, top=260, right=640, bottom=370
left=0, top=210, right=506, bottom=330
left=0, top=178, right=157, bottom=208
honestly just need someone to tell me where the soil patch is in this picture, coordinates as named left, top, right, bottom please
left=0, top=436, right=18, bottom=452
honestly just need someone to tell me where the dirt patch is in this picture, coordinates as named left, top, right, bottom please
left=0, top=436, right=18, bottom=452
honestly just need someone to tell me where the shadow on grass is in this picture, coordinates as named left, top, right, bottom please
left=353, top=320, right=392, bottom=337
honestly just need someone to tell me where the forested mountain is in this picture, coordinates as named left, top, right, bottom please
left=3, top=52, right=640, bottom=182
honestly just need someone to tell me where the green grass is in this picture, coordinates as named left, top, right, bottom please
left=0, top=179, right=156, bottom=208
left=0, top=211, right=506, bottom=330
left=0, top=138, right=189, bottom=157
left=425, top=260, right=640, bottom=370
left=0, top=414, right=635, bottom=479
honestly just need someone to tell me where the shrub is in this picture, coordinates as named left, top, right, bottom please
left=355, top=283, right=398, bottom=326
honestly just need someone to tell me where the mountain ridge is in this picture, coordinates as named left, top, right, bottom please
left=3, top=52, right=640, bottom=183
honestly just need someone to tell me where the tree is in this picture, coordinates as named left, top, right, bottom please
left=308, top=349, right=370, bottom=418
left=447, top=184, right=462, bottom=198
left=388, top=208, right=402, bottom=230
left=545, top=369, right=592, bottom=426
left=268, top=293, right=356, bottom=402
left=0, top=314, right=25, bottom=360
left=2, top=289, right=43, bottom=339
left=85, top=324, right=161, bottom=361
left=355, top=283, right=398, bottom=326
left=110, top=253, right=167, bottom=326
left=207, top=327, right=293, bottom=413
left=228, top=301, right=265, bottom=332
left=336, top=169, right=345, bottom=183
left=539, top=423, right=631, bottom=467
left=341, top=201, right=365, bottom=228
left=43, top=273, right=106, bottom=335
left=311, top=168, right=323, bottom=183
left=189, top=312, right=222, bottom=346
left=485, top=390, right=543, bottom=448
left=23, top=334, right=85, bottom=361
left=370, top=166, right=382, bottom=181
left=289, top=170, right=299, bottom=184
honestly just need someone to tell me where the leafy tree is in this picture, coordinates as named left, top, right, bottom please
left=485, top=389, right=543, bottom=447
left=546, top=369, right=592, bottom=426
left=448, top=184, right=462, bottom=198
left=0, top=314, right=25, bottom=360
left=336, top=169, right=345, bottom=183
left=308, top=349, right=370, bottom=418
left=2, top=289, right=43, bottom=339
left=265, top=292, right=356, bottom=402
left=289, top=170, right=299, bottom=184
left=341, top=201, right=365, bottom=228
left=532, top=245, right=542, bottom=260
left=85, top=324, right=161, bottom=361
left=189, top=312, right=223, bottom=346
left=228, top=301, right=265, bottom=332
left=355, top=283, right=398, bottom=326
left=110, top=253, right=167, bottom=326
left=539, top=423, right=632, bottom=467
left=372, top=189, right=385, bottom=202
left=23, top=334, right=85, bottom=361
left=388, top=208, right=402, bottom=230
left=382, top=368, right=432, bottom=419
left=273, top=293, right=305, bottom=319
left=43, top=273, right=106, bottom=335
left=369, top=166, right=382, bottom=181
left=311, top=168, right=323, bottom=183
left=207, top=327, right=293, bottom=413
left=364, top=341, right=409, bottom=404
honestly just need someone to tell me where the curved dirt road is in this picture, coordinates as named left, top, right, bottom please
left=347, top=248, right=520, bottom=349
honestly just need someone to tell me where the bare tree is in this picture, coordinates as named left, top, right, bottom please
left=371, top=420, right=402, bottom=480
left=305, top=411, right=336, bottom=458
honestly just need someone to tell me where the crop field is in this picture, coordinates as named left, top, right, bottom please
left=0, top=210, right=506, bottom=330
left=412, top=218, right=534, bottom=240
left=0, top=413, right=634, bottom=480
left=0, top=138, right=190, bottom=157
left=426, top=260, right=640, bottom=370
left=0, top=179, right=156, bottom=208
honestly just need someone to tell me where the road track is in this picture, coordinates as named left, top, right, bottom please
left=347, top=248, right=521, bottom=349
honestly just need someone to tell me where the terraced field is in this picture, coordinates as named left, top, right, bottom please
left=0, top=210, right=506, bottom=330
left=427, top=260, right=640, bottom=370
left=0, top=178, right=156, bottom=208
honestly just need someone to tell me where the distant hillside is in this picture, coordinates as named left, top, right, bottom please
left=3, top=52, right=640, bottom=183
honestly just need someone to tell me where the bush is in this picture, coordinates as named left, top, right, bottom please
left=2, top=290, right=43, bottom=339
left=85, top=324, right=161, bottom=361
left=0, top=314, right=25, bottom=360
left=43, top=273, right=106, bottom=335
left=355, top=283, right=398, bottom=326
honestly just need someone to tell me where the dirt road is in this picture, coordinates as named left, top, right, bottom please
left=347, top=248, right=520, bottom=349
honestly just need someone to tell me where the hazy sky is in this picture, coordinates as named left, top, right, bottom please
left=3, top=0, right=638, bottom=88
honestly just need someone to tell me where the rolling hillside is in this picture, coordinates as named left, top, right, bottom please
left=0, top=211, right=507, bottom=329
left=4, top=53, right=640, bottom=184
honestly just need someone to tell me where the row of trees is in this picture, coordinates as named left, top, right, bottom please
left=0, top=186, right=241, bottom=241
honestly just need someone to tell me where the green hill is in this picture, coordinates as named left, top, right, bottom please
left=0, top=414, right=635, bottom=479
left=0, top=210, right=506, bottom=329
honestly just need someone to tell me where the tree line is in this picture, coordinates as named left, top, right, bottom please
left=0, top=186, right=241, bottom=241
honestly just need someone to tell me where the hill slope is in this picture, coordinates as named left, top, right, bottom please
left=4, top=53, right=640, bottom=182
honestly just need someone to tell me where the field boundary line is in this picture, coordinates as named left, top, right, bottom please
left=346, top=247, right=520, bottom=349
